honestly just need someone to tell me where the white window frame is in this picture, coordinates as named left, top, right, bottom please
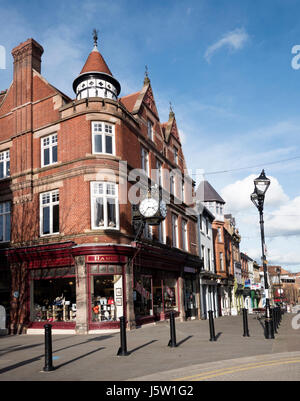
left=90, top=181, right=119, bottom=230
left=170, top=173, right=175, bottom=196
left=181, top=181, right=185, bottom=203
left=199, top=215, right=203, bottom=231
left=158, top=219, right=166, bottom=244
left=172, top=213, right=178, bottom=248
left=41, top=133, right=58, bottom=167
left=218, top=227, right=222, bottom=242
left=181, top=219, right=188, bottom=251
left=156, top=158, right=162, bottom=187
left=147, top=119, right=154, bottom=141
left=141, top=147, right=149, bottom=176
left=0, top=150, right=10, bottom=179
left=201, top=245, right=205, bottom=264
left=0, top=201, right=10, bottom=242
left=220, top=252, right=224, bottom=271
left=174, top=146, right=178, bottom=164
left=40, top=190, right=59, bottom=236
left=207, top=248, right=211, bottom=270
left=92, top=121, right=115, bottom=155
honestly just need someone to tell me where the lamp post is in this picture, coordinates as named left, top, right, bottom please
left=276, top=267, right=281, bottom=305
left=250, top=169, right=274, bottom=339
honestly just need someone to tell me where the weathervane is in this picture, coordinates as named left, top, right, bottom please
left=144, top=65, right=150, bottom=84
left=169, top=101, right=174, bottom=117
left=93, top=29, right=99, bottom=47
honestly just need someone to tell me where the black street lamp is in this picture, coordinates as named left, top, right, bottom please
left=250, top=169, right=274, bottom=339
left=276, top=267, right=282, bottom=306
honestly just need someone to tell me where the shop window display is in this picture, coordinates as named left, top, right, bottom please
left=153, top=277, right=163, bottom=315
left=134, top=275, right=153, bottom=318
left=30, top=267, right=76, bottom=323
left=163, top=278, right=177, bottom=311
left=184, top=278, right=197, bottom=318
left=91, top=274, right=123, bottom=322
left=153, top=276, right=178, bottom=316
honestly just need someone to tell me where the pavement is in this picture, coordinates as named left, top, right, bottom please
left=0, top=312, right=300, bottom=382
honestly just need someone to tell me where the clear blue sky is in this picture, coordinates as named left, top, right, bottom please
left=0, top=0, right=300, bottom=270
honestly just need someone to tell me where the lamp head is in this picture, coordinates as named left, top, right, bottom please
left=254, top=169, right=270, bottom=196
left=250, top=191, right=259, bottom=208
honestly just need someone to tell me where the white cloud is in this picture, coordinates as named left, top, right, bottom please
left=204, top=28, right=249, bottom=62
left=221, top=174, right=288, bottom=213
left=265, top=196, right=300, bottom=237
left=222, top=175, right=300, bottom=270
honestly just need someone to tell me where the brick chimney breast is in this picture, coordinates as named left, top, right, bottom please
left=11, top=38, right=44, bottom=108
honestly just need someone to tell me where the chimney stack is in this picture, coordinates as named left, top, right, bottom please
left=11, top=38, right=44, bottom=107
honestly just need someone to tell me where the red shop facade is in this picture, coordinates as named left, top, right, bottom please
left=5, top=241, right=200, bottom=334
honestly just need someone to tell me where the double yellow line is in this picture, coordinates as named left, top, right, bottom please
left=173, top=358, right=300, bottom=381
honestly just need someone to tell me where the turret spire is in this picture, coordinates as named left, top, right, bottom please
left=73, top=30, right=121, bottom=100
left=93, top=29, right=99, bottom=49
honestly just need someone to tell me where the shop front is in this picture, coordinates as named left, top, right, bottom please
left=200, top=280, right=218, bottom=319
left=6, top=241, right=201, bottom=333
left=88, top=262, right=125, bottom=329
left=134, top=266, right=179, bottom=325
left=183, top=267, right=198, bottom=320
left=29, top=266, right=76, bottom=328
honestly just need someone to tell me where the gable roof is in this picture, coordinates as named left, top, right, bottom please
left=121, top=79, right=159, bottom=118
left=196, top=180, right=225, bottom=204
left=119, top=91, right=140, bottom=113
left=163, top=109, right=181, bottom=144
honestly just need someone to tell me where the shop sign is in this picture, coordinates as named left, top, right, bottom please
left=251, top=283, right=260, bottom=290
left=86, top=255, right=126, bottom=263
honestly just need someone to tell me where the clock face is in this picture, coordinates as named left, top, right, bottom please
left=139, top=198, right=159, bottom=217
left=160, top=200, right=167, bottom=218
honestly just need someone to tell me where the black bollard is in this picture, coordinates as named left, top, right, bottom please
left=117, top=316, right=129, bottom=356
left=242, top=308, right=250, bottom=337
left=276, top=307, right=279, bottom=329
left=272, top=308, right=278, bottom=334
left=168, top=311, right=177, bottom=347
left=208, top=310, right=216, bottom=341
left=279, top=307, right=282, bottom=324
left=43, top=324, right=55, bottom=372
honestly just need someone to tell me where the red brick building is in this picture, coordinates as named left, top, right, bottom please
left=0, top=37, right=201, bottom=334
